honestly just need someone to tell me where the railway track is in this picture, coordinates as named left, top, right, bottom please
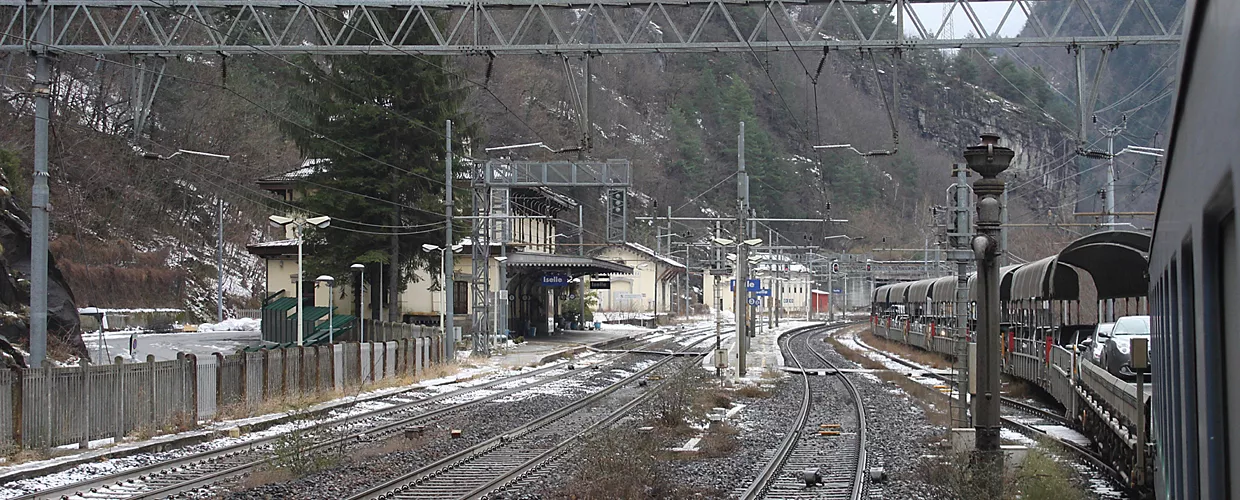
left=838, top=325, right=1128, bottom=490
left=16, top=329, right=711, bottom=500
left=740, top=323, right=867, bottom=500
left=346, top=335, right=716, bottom=500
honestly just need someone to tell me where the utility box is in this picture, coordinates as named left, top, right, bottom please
left=1131, top=337, right=1149, bottom=371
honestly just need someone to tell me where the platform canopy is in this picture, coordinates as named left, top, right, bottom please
left=504, top=252, right=633, bottom=276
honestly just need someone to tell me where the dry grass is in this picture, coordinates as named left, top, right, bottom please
left=240, top=465, right=295, bottom=489
left=352, top=435, right=429, bottom=462
left=859, top=330, right=954, bottom=369
left=2, top=447, right=72, bottom=466
left=561, top=427, right=668, bottom=499
left=826, top=336, right=953, bottom=428
left=915, top=447, right=1088, bottom=500
left=699, top=422, right=739, bottom=457
left=734, top=383, right=771, bottom=399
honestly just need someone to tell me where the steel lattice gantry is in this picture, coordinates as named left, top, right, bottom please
left=470, top=160, right=629, bottom=355
left=0, top=0, right=1182, bottom=56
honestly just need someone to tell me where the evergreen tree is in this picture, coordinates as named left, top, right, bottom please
left=279, top=15, right=471, bottom=321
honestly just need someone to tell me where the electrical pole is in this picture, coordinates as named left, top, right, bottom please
left=217, top=198, right=224, bottom=323
left=965, top=133, right=1012, bottom=489
left=444, top=119, right=455, bottom=361
left=29, top=9, right=51, bottom=366
left=578, top=204, right=585, bottom=328
left=827, top=269, right=835, bottom=322
left=736, top=122, right=750, bottom=377
left=950, top=163, right=972, bottom=428
left=1099, top=117, right=1126, bottom=228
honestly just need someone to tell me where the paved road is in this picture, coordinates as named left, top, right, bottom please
left=82, top=330, right=264, bottom=363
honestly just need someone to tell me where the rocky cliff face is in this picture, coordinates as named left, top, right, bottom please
left=0, top=172, right=86, bottom=367
left=848, top=62, right=1077, bottom=212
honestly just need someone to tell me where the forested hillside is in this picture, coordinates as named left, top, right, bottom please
left=0, top=0, right=1180, bottom=330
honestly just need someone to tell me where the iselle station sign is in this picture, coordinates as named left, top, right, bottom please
left=542, top=273, right=571, bottom=287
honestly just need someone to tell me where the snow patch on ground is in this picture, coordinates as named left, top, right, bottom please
left=197, top=318, right=260, bottom=332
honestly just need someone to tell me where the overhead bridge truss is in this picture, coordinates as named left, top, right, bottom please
left=1, top=0, right=1182, bottom=56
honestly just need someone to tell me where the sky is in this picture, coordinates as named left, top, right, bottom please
left=906, top=1, right=1028, bottom=39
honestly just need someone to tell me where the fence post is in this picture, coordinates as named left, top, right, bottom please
left=80, top=358, right=89, bottom=449
left=213, top=353, right=225, bottom=410
left=147, top=355, right=156, bottom=429
left=240, top=351, right=249, bottom=406
left=176, top=352, right=187, bottom=427
left=187, top=354, right=199, bottom=425
left=43, top=360, right=52, bottom=448
left=367, top=342, right=375, bottom=384
left=10, top=366, right=22, bottom=448
left=261, top=349, right=270, bottom=400
left=114, top=356, right=124, bottom=441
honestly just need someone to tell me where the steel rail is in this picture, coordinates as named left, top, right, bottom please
left=15, top=330, right=688, bottom=500
left=742, top=322, right=867, bottom=500
left=466, top=334, right=724, bottom=499
left=803, top=325, right=869, bottom=500
left=848, top=330, right=1074, bottom=427
left=739, top=324, right=817, bottom=500
left=844, top=325, right=1126, bottom=490
left=345, top=333, right=719, bottom=500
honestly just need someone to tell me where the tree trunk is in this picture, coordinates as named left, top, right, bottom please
left=388, top=180, right=401, bottom=322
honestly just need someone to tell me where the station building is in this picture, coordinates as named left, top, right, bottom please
left=246, top=163, right=631, bottom=343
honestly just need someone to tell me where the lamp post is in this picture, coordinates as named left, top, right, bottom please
left=316, top=275, right=335, bottom=343
left=142, top=148, right=232, bottom=324
left=351, top=263, right=365, bottom=343
left=268, top=214, right=331, bottom=346
left=422, top=243, right=464, bottom=348
left=965, top=133, right=1013, bottom=488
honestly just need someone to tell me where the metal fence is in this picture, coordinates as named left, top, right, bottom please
left=1, top=327, right=442, bottom=452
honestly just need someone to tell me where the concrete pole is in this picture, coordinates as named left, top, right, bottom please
left=965, top=133, right=1013, bottom=485
left=736, top=122, right=749, bottom=377
left=296, top=225, right=304, bottom=346
left=328, top=281, right=334, bottom=343
left=29, top=11, right=51, bottom=366
left=579, top=204, right=586, bottom=328
left=445, top=119, right=455, bottom=360
left=827, top=271, right=834, bottom=321
left=217, top=198, right=224, bottom=323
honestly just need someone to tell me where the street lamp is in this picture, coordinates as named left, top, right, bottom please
left=139, top=148, right=232, bottom=161
left=812, top=143, right=896, bottom=157
left=269, top=214, right=331, bottom=346
left=350, top=263, right=366, bottom=342
left=142, top=148, right=232, bottom=323
left=422, top=243, right=464, bottom=343
left=316, top=275, right=335, bottom=343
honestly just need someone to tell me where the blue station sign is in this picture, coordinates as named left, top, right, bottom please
left=755, top=288, right=771, bottom=297
left=730, top=279, right=762, bottom=292
left=542, top=274, right=571, bottom=287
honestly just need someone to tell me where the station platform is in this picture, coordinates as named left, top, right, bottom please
left=487, top=325, right=652, bottom=367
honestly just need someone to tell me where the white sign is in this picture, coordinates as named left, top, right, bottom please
left=616, top=293, right=644, bottom=300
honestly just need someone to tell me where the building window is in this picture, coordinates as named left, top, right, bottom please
left=453, top=281, right=469, bottom=315
left=302, top=280, right=315, bottom=308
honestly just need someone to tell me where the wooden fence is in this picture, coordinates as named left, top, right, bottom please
left=0, top=329, right=442, bottom=452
